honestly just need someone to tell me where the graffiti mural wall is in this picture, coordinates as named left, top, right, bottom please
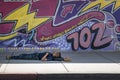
left=0, top=0, right=120, bottom=51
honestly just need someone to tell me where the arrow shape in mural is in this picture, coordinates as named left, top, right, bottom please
left=53, top=0, right=89, bottom=26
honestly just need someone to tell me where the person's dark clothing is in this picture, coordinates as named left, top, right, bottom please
left=38, top=52, right=53, bottom=61
left=10, top=52, right=64, bottom=61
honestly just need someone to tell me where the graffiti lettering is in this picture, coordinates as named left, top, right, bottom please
left=91, top=22, right=112, bottom=49
left=37, top=11, right=105, bottom=42
left=67, top=32, right=79, bottom=50
left=79, top=27, right=91, bottom=49
left=67, top=22, right=112, bottom=50
left=0, top=0, right=120, bottom=51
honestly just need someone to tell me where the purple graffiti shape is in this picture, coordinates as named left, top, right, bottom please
left=36, top=11, right=105, bottom=42
left=54, top=0, right=88, bottom=26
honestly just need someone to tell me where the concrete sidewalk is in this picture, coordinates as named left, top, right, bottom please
left=0, top=51, right=120, bottom=74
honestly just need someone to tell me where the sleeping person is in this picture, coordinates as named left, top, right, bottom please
left=6, top=51, right=71, bottom=62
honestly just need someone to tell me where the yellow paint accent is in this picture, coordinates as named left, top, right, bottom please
left=114, top=1, right=120, bottom=11
left=4, top=4, right=49, bottom=32
left=0, top=33, right=18, bottom=40
left=81, top=0, right=120, bottom=12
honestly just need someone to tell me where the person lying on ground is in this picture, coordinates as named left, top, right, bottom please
left=6, top=52, right=71, bottom=62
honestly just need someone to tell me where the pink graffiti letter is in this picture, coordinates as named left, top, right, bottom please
left=91, top=22, right=112, bottom=49
left=79, top=27, right=91, bottom=49
left=67, top=32, right=79, bottom=50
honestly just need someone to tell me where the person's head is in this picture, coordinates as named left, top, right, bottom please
left=52, top=52, right=61, bottom=58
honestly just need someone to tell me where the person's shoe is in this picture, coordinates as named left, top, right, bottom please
left=64, top=57, right=71, bottom=62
